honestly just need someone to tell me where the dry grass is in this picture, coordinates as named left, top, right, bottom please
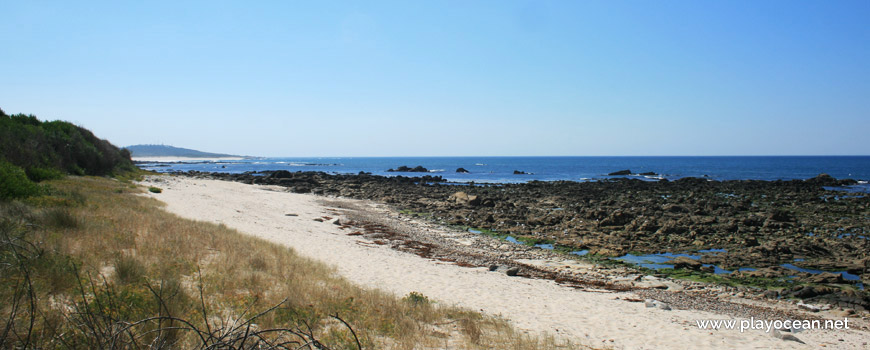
left=0, top=176, right=583, bottom=349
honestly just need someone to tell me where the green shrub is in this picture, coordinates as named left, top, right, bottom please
left=148, top=187, right=162, bottom=193
left=0, top=160, right=42, bottom=199
left=403, top=291, right=430, bottom=306
left=25, top=167, right=64, bottom=182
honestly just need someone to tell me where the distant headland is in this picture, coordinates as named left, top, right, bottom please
left=126, top=144, right=250, bottom=162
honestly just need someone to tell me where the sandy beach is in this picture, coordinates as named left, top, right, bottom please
left=140, top=175, right=870, bottom=349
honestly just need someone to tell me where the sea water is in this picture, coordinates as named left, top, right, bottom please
left=138, top=156, right=870, bottom=185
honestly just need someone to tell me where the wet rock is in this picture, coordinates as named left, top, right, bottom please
left=513, top=170, right=528, bottom=175
left=806, top=173, right=838, bottom=186
left=668, top=256, right=703, bottom=270
left=456, top=167, right=470, bottom=173
left=387, top=165, right=428, bottom=172
left=608, top=169, right=632, bottom=176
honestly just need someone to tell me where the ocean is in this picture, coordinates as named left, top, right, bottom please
left=139, top=156, right=870, bottom=187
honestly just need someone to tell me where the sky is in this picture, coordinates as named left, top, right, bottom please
left=1, top=1, right=868, bottom=157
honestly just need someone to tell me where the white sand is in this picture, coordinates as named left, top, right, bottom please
left=132, top=156, right=246, bottom=162
left=140, top=176, right=869, bottom=349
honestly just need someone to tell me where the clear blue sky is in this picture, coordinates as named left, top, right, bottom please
left=1, top=1, right=868, bottom=156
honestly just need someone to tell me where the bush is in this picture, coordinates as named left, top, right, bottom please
left=148, top=187, right=162, bottom=193
left=0, top=110, right=134, bottom=177
left=0, top=160, right=42, bottom=199
left=403, top=291, right=430, bottom=306
left=26, top=167, right=64, bottom=182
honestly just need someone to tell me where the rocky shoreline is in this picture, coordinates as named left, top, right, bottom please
left=171, top=169, right=870, bottom=312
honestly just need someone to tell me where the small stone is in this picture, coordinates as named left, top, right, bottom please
left=506, top=267, right=520, bottom=276
left=772, top=329, right=805, bottom=344
left=488, top=265, right=498, bottom=271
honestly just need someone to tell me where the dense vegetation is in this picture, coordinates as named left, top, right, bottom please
left=0, top=107, right=134, bottom=199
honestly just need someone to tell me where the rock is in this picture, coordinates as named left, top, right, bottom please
left=791, top=286, right=820, bottom=298
left=797, top=301, right=821, bottom=312
left=806, top=173, right=838, bottom=186
left=664, top=282, right=684, bottom=292
left=449, top=191, right=481, bottom=206
left=772, top=329, right=805, bottom=344
left=736, top=267, right=786, bottom=279
left=387, top=165, right=429, bottom=172
left=506, top=267, right=520, bottom=276
left=456, top=167, right=470, bottom=173
left=804, top=272, right=845, bottom=284
left=643, top=299, right=672, bottom=310
left=767, top=209, right=794, bottom=222
left=488, top=265, right=498, bottom=271
left=638, top=171, right=657, bottom=176
left=608, top=169, right=632, bottom=176
left=270, top=170, right=293, bottom=178
left=635, top=280, right=668, bottom=289
left=668, top=256, right=703, bottom=270
left=513, top=170, right=528, bottom=175
left=333, top=219, right=341, bottom=225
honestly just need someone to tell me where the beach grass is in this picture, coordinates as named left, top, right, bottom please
left=0, top=176, right=580, bottom=349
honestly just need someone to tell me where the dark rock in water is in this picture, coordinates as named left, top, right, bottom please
left=608, top=169, right=632, bottom=176
left=638, top=171, right=657, bottom=176
left=807, top=173, right=838, bottom=186
left=506, top=267, right=520, bottom=276
left=513, top=170, right=527, bottom=175
left=456, top=167, right=470, bottom=173
left=388, top=165, right=428, bottom=172
left=668, top=256, right=703, bottom=270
